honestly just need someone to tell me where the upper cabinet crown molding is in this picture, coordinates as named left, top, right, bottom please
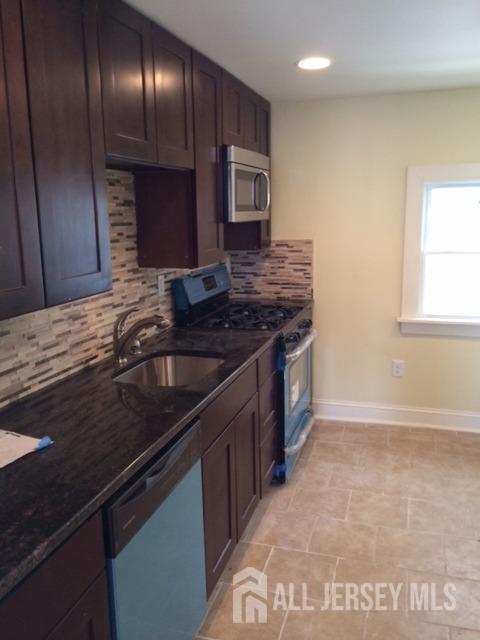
left=0, top=0, right=44, bottom=320
left=98, top=0, right=157, bottom=163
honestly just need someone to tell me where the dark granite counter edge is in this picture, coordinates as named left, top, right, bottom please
left=0, top=335, right=276, bottom=602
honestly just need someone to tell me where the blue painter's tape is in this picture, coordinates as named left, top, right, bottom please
left=36, top=436, right=53, bottom=450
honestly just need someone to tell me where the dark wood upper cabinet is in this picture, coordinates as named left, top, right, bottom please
left=0, top=0, right=44, bottom=321
left=99, top=0, right=157, bottom=163
left=192, top=52, right=224, bottom=266
left=258, top=97, right=270, bottom=156
left=22, top=0, right=112, bottom=307
left=202, top=421, right=237, bottom=598
left=234, top=393, right=260, bottom=539
left=242, top=88, right=260, bottom=153
left=222, top=71, right=243, bottom=147
left=136, top=52, right=224, bottom=269
left=222, top=71, right=270, bottom=154
left=224, top=219, right=271, bottom=251
left=153, top=25, right=194, bottom=169
left=135, top=169, right=196, bottom=269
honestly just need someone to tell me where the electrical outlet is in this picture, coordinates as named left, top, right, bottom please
left=158, top=274, right=165, bottom=297
left=392, top=359, right=405, bottom=378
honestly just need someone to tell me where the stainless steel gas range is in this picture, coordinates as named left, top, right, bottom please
left=173, top=264, right=316, bottom=484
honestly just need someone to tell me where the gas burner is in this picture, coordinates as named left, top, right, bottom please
left=199, top=301, right=302, bottom=331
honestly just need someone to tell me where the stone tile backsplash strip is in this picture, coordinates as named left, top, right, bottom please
left=228, top=240, right=313, bottom=301
left=0, top=168, right=313, bottom=409
left=0, top=170, right=188, bottom=408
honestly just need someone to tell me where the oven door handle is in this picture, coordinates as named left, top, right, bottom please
left=284, top=412, right=315, bottom=456
left=285, top=328, right=317, bottom=364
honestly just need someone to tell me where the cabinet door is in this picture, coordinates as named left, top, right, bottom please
left=234, top=393, right=260, bottom=539
left=99, top=0, right=156, bottom=162
left=153, top=26, right=194, bottom=169
left=242, top=89, right=259, bottom=153
left=202, top=421, right=236, bottom=598
left=46, top=573, right=111, bottom=640
left=258, top=98, right=270, bottom=156
left=260, top=422, right=277, bottom=497
left=22, top=0, right=112, bottom=307
left=222, top=71, right=243, bottom=147
left=0, top=0, right=44, bottom=320
left=192, top=52, right=224, bottom=266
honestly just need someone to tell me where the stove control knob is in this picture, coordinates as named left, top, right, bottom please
left=298, top=319, right=312, bottom=329
left=286, top=331, right=301, bottom=344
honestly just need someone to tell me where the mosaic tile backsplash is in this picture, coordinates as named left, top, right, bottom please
left=0, top=170, right=313, bottom=408
left=228, top=240, right=313, bottom=301
left=0, top=171, right=188, bottom=408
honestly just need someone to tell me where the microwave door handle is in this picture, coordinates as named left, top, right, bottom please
left=263, top=171, right=271, bottom=210
left=254, top=171, right=270, bottom=211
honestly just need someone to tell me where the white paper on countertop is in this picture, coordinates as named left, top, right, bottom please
left=0, top=429, right=52, bottom=469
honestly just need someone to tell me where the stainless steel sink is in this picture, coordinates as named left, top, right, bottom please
left=114, top=354, right=224, bottom=388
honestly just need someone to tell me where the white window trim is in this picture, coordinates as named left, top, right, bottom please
left=398, top=163, right=480, bottom=338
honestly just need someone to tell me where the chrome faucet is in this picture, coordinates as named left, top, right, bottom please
left=113, top=308, right=170, bottom=366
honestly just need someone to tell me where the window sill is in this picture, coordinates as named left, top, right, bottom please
left=397, top=317, right=480, bottom=338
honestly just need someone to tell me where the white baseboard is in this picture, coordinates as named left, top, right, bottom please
left=312, top=398, right=480, bottom=433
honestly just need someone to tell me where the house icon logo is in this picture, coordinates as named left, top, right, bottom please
left=232, top=567, right=268, bottom=624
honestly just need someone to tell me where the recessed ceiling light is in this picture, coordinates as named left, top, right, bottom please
left=297, top=56, right=332, bottom=71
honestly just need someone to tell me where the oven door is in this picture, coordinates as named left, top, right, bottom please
left=284, top=330, right=316, bottom=444
left=227, top=162, right=270, bottom=223
left=276, top=329, right=316, bottom=482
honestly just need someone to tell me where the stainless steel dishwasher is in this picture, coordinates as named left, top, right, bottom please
left=105, top=420, right=206, bottom=640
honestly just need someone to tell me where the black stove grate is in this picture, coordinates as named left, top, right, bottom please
left=197, top=302, right=302, bottom=331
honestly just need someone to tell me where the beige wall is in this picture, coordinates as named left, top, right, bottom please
left=272, top=87, right=480, bottom=414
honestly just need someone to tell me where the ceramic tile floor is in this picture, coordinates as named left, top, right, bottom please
left=197, top=420, right=480, bottom=640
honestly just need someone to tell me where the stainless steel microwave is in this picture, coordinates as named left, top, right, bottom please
left=224, top=145, right=270, bottom=223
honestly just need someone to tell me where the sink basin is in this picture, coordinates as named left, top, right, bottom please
left=114, top=354, right=225, bottom=388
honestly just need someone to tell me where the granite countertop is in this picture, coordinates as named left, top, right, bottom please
left=0, top=327, right=275, bottom=602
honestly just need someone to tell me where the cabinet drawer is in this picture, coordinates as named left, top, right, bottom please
left=202, top=363, right=257, bottom=452
left=46, top=572, right=111, bottom=640
left=1, top=512, right=105, bottom=640
left=258, top=370, right=278, bottom=441
left=260, top=422, right=277, bottom=497
left=257, top=342, right=277, bottom=387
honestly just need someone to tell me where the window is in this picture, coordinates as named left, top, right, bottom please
left=399, top=164, right=480, bottom=337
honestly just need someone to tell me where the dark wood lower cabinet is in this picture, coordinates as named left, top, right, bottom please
left=0, top=513, right=107, bottom=640
left=46, top=573, right=111, bottom=640
left=234, top=393, right=260, bottom=539
left=260, top=422, right=277, bottom=497
left=258, top=363, right=279, bottom=496
left=202, top=388, right=261, bottom=597
left=202, top=420, right=237, bottom=598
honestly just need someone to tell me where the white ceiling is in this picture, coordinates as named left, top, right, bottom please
left=128, top=0, right=480, bottom=101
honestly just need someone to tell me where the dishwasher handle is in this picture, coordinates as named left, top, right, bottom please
left=106, top=419, right=201, bottom=556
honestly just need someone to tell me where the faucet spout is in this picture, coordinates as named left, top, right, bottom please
left=113, top=310, right=170, bottom=365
